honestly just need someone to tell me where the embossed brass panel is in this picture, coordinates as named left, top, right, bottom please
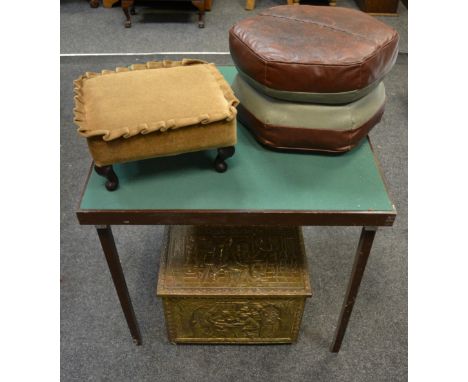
left=157, top=226, right=312, bottom=344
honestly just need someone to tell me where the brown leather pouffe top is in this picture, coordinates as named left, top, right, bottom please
left=229, top=5, right=399, bottom=102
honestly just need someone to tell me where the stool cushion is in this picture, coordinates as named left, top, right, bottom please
left=73, top=60, right=238, bottom=166
left=229, top=5, right=398, bottom=103
left=232, top=74, right=385, bottom=153
left=74, top=59, right=238, bottom=142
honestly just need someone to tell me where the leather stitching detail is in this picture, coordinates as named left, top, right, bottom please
left=259, top=13, right=380, bottom=44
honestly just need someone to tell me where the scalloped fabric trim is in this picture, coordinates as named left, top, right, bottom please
left=73, top=59, right=239, bottom=141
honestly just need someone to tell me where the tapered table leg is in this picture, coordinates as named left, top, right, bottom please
left=330, top=226, right=377, bottom=352
left=96, top=225, right=142, bottom=345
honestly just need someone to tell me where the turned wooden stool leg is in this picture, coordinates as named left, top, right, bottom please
left=214, top=146, right=235, bottom=173
left=192, top=1, right=205, bottom=28
left=94, top=164, right=119, bottom=191
left=198, top=9, right=205, bottom=28
left=122, top=0, right=133, bottom=28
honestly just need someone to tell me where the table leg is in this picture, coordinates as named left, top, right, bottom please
left=330, top=226, right=377, bottom=352
left=96, top=225, right=142, bottom=345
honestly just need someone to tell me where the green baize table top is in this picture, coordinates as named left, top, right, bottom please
left=79, top=66, right=394, bottom=214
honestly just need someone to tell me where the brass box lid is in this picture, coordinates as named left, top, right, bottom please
left=157, top=226, right=312, bottom=297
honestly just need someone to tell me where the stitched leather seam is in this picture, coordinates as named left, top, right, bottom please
left=259, top=12, right=379, bottom=44
left=262, top=13, right=399, bottom=64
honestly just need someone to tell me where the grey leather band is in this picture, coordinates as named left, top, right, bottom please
left=236, top=67, right=384, bottom=105
left=231, top=74, right=386, bottom=132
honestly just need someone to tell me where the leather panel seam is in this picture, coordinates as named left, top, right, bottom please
left=258, top=13, right=382, bottom=44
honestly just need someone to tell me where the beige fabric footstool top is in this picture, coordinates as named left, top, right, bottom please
left=73, top=59, right=239, bottom=191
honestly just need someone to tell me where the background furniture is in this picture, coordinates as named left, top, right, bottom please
left=76, top=66, right=396, bottom=352
left=104, top=0, right=119, bottom=6
left=246, top=0, right=336, bottom=11
left=246, top=0, right=296, bottom=11
left=101, top=0, right=212, bottom=11
left=121, top=0, right=206, bottom=27
left=355, top=0, right=399, bottom=15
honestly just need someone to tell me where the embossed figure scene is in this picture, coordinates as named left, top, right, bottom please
left=169, top=299, right=303, bottom=342
left=190, top=302, right=282, bottom=338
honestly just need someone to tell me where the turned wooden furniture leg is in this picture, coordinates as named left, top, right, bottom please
left=245, top=0, right=255, bottom=11
left=96, top=225, right=142, bottom=345
left=205, top=0, right=212, bottom=11
left=192, top=1, right=205, bottom=27
left=214, top=146, right=235, bottom=173
left=122, top=0, right=133, bottom=28
left=331, top=226, right=377, bottom=352
left=198, top=9, right=205, bottom=28
left=94, top=164, right=119, bottom=191
left=89, top=0, right=99, bottom=8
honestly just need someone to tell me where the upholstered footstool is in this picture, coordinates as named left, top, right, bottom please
left=229, top=5, right=398, bottom=153
left=73, top=60, right=238, bottom=191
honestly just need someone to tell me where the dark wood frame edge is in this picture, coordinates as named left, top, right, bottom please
left=77, top=208, right=396, bottom=226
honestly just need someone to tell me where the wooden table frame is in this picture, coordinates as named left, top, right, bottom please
left=76, top=142, right=396, bottom=352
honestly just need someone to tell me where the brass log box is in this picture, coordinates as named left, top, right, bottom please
left=157, top=226, right=312, bottom=344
